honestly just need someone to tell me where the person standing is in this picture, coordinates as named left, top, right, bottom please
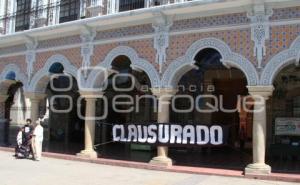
left=33, top=119, right=44, bottom=161
left=24, top=119, right=35, bottom=158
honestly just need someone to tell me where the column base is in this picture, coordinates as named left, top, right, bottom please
left=245, top=163, right=271, bottom=175
left=149, top=156, right=173, bottom=167
left=77, top=150, right=98, bottom=159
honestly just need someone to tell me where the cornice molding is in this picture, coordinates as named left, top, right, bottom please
left=1, top=0, right=299, bottom=47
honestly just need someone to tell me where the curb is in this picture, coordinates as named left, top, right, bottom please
left=1, top=147, right=299, bottom=183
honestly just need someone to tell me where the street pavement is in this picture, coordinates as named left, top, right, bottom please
left=0, top=151, right=297, bottom=185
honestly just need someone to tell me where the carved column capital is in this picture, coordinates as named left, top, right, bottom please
left=24, top=92, right=47, bottom=101
left=247, top=85, right=274, bottom=100
left=151, top=87, right=177, bottom=102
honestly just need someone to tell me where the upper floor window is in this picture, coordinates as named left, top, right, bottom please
left=59, top=0, right=80, bottom=23
left=119, top=0, right=145, bottom=12
left=15, top=0, right=32, bottom=32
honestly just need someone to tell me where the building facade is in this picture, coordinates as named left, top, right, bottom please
left=0, top=0, right=300, bottom=176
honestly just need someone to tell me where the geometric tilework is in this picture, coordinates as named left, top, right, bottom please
left=37, top=35, right=81, bottom=49
left=34, top=48, right=82, bottom=73
left=171, top=12, right=250, bottom=31
left=0, top=44, right=26, bottom=56
left=92, top=39, right=157, bottom=71
left=0, top=7, right=300, bottom=90
left=0, top=55, right=27, bottom=75
left=264, top=24, right=300, bottom=66
left=95, top=24, right=154, bottom=40
left=270, top=6, right=300, bottom=21
left=166, top=29, right=255, bottom=68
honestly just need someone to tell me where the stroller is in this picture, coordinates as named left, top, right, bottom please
left=15, top=128, right=32, bottom=159
left=15, top=144, right=31, bottom=158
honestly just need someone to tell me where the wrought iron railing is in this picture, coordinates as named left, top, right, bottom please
left=0, top=1, right=61, bottom=34
left=0, top=0, right=208, bottom=35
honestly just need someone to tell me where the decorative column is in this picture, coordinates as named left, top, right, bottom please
left=245, top=86, right=274, bottom=175
left=77, top=91, right=102, bottom=158
left=150, top=88, right=177, bottom=167
left=24, top=92, right=46, bottom=124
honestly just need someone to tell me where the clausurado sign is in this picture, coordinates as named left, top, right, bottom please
left=113, top=124, right=227, bottom=146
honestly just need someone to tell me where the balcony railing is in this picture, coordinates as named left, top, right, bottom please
left=0, top=0, right=210, bottom=35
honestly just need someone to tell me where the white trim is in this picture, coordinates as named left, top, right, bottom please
left=260, top=35, right=300, bottom=85
left=87, top=45, right=161, bottom=88
left=0, top=64, right=28, bottom=90
left=162, top=37, right=259, bottom=88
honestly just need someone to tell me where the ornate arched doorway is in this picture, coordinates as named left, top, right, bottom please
left=268, top=64, right=300, bottom=173
left=0, top=68, right=28, bottom=146
left=41, top=62, right=84, bottom=154
left=168, top=48, right=252, bottom=170
left=28, top=55, right=85, bottom=155
left=95, top=55, right=156, bottom=162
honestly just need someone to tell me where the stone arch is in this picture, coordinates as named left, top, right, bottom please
left=0, top=64, right=28, bottom=93
left=28, top=54, right=79, bottom=93
left=162, top=38, right=259, bottom=88
left=87, top=46, right=160, bottom=89
left=260, top=35, right=300, bottom=85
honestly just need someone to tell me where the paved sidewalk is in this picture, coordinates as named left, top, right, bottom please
left=0, top=151, right=297, bottom=185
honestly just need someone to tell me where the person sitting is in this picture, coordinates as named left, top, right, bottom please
left=14, top=127, right=24, bottom=157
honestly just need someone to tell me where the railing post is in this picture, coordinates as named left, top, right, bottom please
left=80, top=0, right=87, bottom=18
left=7, top=0, right=16, bottom=34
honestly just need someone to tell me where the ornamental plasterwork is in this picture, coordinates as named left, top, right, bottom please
left=161, top=38, right=259, bottom=88
left=87, top=46, right=161, bottom=88
left=25, top=36, right=38, bottom=83
left=80, top=26, right=96, bottom=78
left=248, top=4, right=273, bottom=69
left=28, top=54, right=79, bottom=93
left=260, top=35, right=300, bottom=85
left=152, top=12, right=173, bottom=74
